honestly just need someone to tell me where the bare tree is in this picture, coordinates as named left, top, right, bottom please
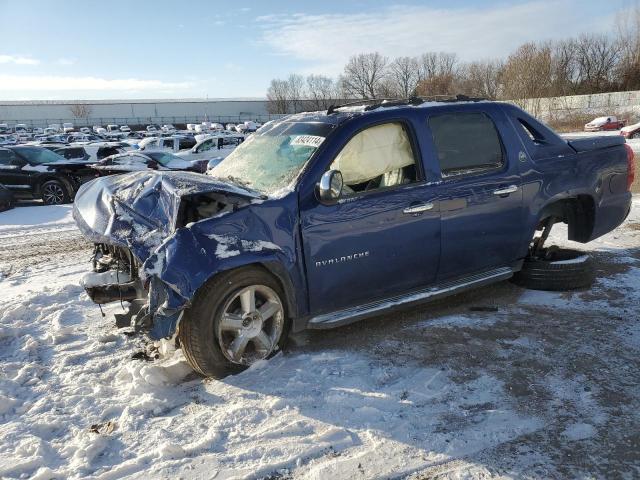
left=458, top=59, right=503, bottom=99
left=341, top=52, right=389, bottom=99
left=266, top=79, right=291, bottom=114
left=418, top=52, right=458, bottom=80
left=287, top=74, right=305, bottom=113
left=500, top=42, right=554, bottom=113
left=388, top=56, right=420, bottom=98
left=574, top=34, right=622, bottom=93
left=305, top=74, right=338, bottom=110
left=69, top=103, right=92, bottom=123
left=415, top=52, right=459, bottom=96
left=616, top=5, right=640, bottom=90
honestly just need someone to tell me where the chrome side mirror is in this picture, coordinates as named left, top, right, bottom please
left=318, top=169, right=343, bottom=203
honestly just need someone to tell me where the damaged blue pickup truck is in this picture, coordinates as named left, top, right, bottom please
left=73, top=97, right=634, bottom=376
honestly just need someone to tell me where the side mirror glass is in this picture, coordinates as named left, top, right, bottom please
left=318, top=169, right=343, bottom=203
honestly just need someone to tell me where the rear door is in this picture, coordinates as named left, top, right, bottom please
left=0, top=148, right=32, bottom=192
left=425, top=110, right=524, bottom=281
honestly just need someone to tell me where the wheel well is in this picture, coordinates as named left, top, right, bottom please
left=538, top=195, right=595, bottom=243
left=37, top=176, right=73, bottom=197
left=196, top=262, right=298, bottom=319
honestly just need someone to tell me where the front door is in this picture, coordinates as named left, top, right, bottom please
left=425, top=111, right=524, bottom=281
left=300, top=121, right=441, bottom=315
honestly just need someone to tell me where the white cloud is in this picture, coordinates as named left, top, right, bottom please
left=256, top=1, right=615, bottom=75
left=56, top=58, right=76, bottom=66
left=0, top=54, right=40, bottom=65
left=0, top=75, right=195, bottom=92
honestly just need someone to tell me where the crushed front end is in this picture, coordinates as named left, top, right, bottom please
left=72, top=170, right=264, bottom=339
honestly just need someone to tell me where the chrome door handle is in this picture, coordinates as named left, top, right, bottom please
left=493, top=185, right=518, bottom=196
left=403, top=203, right=434, bottom=214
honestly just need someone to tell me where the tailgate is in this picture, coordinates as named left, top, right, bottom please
left=566, top=136, right=625, bottom=153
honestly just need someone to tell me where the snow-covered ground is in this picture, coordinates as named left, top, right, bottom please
left=0, top=202, right=639, bottom=477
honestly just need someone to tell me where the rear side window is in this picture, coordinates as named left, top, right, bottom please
left=179, top=138, right=196, bottom=150
left=0, top=149, right=18, bottom=166
left=98, top=147, right=121, bottom=159
left=59, top=147, right=85, bottom=159
left=429, top=113, right=504, bottom=177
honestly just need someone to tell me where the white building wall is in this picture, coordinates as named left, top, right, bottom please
left=0, top=99, right=274, bottom=127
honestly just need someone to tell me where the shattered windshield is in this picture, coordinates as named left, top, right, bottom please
left=209, top=120, right=334, bottom=195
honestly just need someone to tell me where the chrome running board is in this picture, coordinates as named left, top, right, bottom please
left=307, top=266, right=514, bottom=329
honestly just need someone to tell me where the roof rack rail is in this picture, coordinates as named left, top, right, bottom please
left=326, top=94, right=486, bottom=115
left=415, top=94, right=487, bottom=103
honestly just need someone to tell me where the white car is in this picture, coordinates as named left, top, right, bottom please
left=48, top=123, right=61, bottom=133
left=62, top=122, right=74, bottom=133
left=80, top=127, right=91, bottom=134
left=120, top=125, right=131, bottom=133
left=15, top=124, right=28, bottom=133
left=106, top=124, right=120, bottom=133
left=138, top=135, right=197, bottom=153
left=225, top=123, right=237, bottom=132
left=161, top=124, right=176, bottom=133
left=176, top=134, right=241, bottom=164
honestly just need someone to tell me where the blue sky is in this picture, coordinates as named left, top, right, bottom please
left=0, top=0, right=630, bottom=100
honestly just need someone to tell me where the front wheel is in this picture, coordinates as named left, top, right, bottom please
left=41, top=180, right=70, bottom=205
left=179, top=267, right=290, bottom=376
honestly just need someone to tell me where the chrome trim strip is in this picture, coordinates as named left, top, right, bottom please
left=308, top=267, right=513, bottom=328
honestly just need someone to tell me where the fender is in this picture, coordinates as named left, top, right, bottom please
left=142, top=197, right=307, bottom=339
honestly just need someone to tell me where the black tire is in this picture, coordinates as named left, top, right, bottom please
left=512, top=248, right=595, bottom=291
left=41, top=180, right=70, bottom=205
left=179, top=266, right=290, bottom=377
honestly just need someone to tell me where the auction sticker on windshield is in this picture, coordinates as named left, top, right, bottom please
left=290, top=135, right=325, bottom=148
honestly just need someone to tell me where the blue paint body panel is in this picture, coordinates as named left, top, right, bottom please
left=73, top=102, right=633, bottom=339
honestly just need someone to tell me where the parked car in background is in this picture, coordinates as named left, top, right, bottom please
left=80, top=127, right=91, bottom=134
left=620, top=120, right=640, bottom=139
left=14, top=124, right=28, bottom=133
left=138, top=135, right=197, bottom=153
left=48, top=124, right=61, bottom=133
left=120, top=125, right=131, bottom=133
left=175, top=135, right=238, bottom=164
left=584, top=116, right=626, bottom=132
left=0, top=124, right=10, bottom=134
left=53, top=142, right=129, bottom=163
left=162, top=124, right=176, bottom=133
left=62, top=122, right=74, bottom=133
left=106, top=124, right=120, bottom=133
left=0, top=145, right=96, bottom=204
left=0, top=183, right=14, bottom=211
left=93, top=151, right=207, bottom=175
left=73, top=98, right=634, bottom=375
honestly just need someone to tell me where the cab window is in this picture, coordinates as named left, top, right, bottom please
left=329, top=122, right=419, bottom=196
left=429, top=112, right=504, bottom=177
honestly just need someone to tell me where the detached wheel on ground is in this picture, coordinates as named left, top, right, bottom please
left=512, top=248, right=595, bottom=291
left=41, top=180, right=70, bottom=205
left=179, top=266, right=290, bottom=376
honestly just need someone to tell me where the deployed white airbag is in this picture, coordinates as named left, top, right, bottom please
left=330, top=123, right=414, bottom=185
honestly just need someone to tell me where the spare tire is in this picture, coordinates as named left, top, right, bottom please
left=512, top=248, right=595, bottom=291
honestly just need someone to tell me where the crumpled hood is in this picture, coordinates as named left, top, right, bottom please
left=73, top=170, right=259, bottom=260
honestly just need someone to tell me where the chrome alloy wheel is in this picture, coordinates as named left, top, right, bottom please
left=43, top=183, right=65, bottom=204
left=216, top=285, right=285, bottom=365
